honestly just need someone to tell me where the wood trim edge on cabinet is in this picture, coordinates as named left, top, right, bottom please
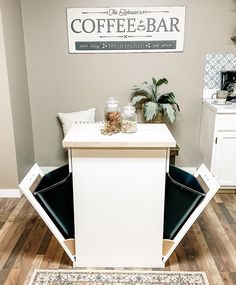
left=162, top=239, right=175, bottom=256
left=64, top=239, right=76, bottom=256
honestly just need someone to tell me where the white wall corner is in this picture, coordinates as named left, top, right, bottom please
left=0, top=188, right=22, bottom=198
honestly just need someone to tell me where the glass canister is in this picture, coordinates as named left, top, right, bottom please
left=103, top=97, right=121, bottom=134
left=121, top=103, right=137, bottom=133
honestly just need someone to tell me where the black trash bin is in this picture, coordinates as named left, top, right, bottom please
left=164, top=164, right=205, bottom=239
left=33, top=164, right=74, bottom=239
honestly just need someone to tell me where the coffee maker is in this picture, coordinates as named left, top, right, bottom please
left=221, top=70, right=236, bottom=102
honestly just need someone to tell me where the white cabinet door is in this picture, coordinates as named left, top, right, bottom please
left=213, top=132, right=236, bottom=186
left=72, top=148, right=167, bottom=268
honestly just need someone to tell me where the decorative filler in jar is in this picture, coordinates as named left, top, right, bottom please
left=101, top=97, right=121, bottom=135
left=121, top=103, right=137, bottom=133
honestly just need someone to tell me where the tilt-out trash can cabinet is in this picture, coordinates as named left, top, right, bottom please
left=164, top=164, right=206, bottom=240
left=19, top=123, right=220, bottom=268
left=19, top=164, right=76, bottom=264
left=33, top=164, right=74, bottom=239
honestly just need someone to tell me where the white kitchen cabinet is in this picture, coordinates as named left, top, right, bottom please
left=63, top=123, right=219, bottom=268
left=19, top=122, right=219, bottom=268
left=199, top=99, right=236, bottom=188
left=212, top=132, right=236, bottom=186
left=63, top=123, right=176, bottom=268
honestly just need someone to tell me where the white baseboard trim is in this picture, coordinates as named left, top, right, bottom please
left=0, top=166, right=58, bottom=198
left=0, top=188, right=22, bottom=198
left=179, top=167, right=197, bottom=175
left=41, top=166, right=57, bottom=174
left=41, top=166, right=197, bottom=174
left=0, top=166, right=197, bottom=198
left=41, top=166, right=197, bottom=175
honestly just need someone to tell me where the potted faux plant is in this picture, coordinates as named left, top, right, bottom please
left=130, top=77, right=180, bottom=123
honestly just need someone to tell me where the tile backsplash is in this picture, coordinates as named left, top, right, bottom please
left=203, top=54, right=236, bottom=98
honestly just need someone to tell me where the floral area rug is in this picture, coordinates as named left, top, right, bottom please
left=28, top=270, right=209, bottom=285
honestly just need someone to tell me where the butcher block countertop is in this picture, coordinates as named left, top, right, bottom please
left=63, top=123, right=176, bottom=148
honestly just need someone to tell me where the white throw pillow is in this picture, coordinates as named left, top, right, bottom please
left=58, top=108, right=96, bottom=135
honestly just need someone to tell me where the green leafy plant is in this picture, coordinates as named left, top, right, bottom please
left=130, top=77, right=180, bottom=123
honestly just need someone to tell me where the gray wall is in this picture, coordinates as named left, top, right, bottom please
left=0, top=8, right=18, bottom=188
left=21, top=0, right=236, bottom=167
left=0, top=0, right=34, bottom=187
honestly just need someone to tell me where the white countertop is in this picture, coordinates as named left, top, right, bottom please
left=203, top=99, right=236, bottom=114
left=63, top=123, right=176, bottom=148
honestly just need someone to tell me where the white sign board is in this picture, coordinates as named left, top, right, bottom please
left=67, top=7, right=185, bottom=53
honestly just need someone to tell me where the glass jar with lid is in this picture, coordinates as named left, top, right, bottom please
left=104, top=97, right=121, bottom=134
left=121, top=103, right=137, bottom=133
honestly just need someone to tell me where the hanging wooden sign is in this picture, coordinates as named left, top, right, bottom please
left=67, top=7, right=185, bottom=53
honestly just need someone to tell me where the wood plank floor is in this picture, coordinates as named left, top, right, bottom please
left=0, top=194, right=236, bottom=285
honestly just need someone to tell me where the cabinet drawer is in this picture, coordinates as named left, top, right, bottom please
left=215, top=114, right=236, bottom=131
